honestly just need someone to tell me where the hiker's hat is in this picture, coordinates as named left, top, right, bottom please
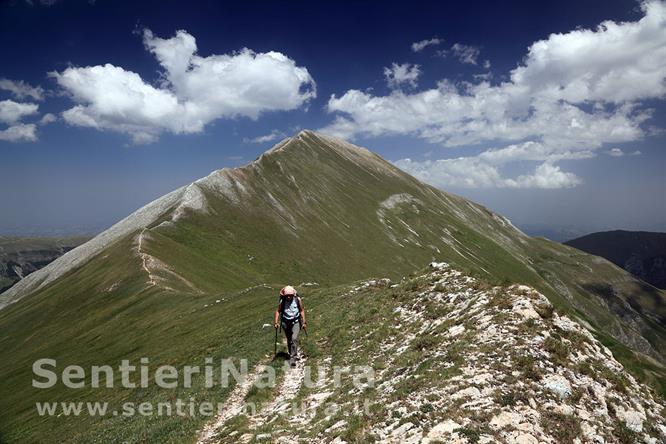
left=280, top=285, right=296, bottom=296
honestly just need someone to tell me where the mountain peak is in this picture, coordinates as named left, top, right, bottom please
left=262, top=129, right=365, bottom=156
left=256, top=129, right=402, bottom=180
left=295, top=129, right=316, bottom=138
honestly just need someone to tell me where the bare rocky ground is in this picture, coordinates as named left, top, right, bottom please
left=197, top=262, right=666, bottom=443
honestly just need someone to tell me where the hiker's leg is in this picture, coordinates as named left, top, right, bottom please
left=290, top=321, right=300, bottom=360
left=282, top=321, right=293, bottom=357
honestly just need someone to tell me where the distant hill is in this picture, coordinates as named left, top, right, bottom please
left=0, top=236, right=90, bottom=293
left=565, top=230, right=666, bottom=289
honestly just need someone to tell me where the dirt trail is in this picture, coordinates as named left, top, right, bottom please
left=135, top=228, right=201, bottom=293
left=249, top=357, right=308, bottom=428
left=196, top=347, right=309, bottom=442
left=136, top=229, right=157, bottom=287
left=196, top=363, right=268, bottom=444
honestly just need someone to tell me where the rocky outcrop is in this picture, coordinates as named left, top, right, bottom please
left=368, top=264, right=665, bottom=443
left=206, top=262, right=666, bottom=443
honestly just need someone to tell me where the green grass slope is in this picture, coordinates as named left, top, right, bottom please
left=0, top=130, right=664, bottom=442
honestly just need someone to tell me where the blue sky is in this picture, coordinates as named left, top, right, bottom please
left=0, top=0, right=664, bottom=237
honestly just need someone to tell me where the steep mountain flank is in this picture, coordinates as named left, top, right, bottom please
left=566, top=230, right=666, bottom=290
left=2, top=132, right=664, bottom=362
left=0, top=131, right=664, bottom=442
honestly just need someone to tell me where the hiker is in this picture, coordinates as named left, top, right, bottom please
left=274, top=285, right=306, bottom=366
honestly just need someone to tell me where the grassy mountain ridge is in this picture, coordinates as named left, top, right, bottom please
left=0, top=130, right=665, bottom=442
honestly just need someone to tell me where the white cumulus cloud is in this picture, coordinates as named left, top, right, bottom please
left=384, top=63, right=421, bottom=89
left=0, top=78, right=45, bottom=101
left=395, top=144, right=583, bottom=189
left=323, top=1, right=666, bottom=189
left=244, top=129, right=287, bottom=144
left=39, top=113, right=57, bottom=125
left=0, top=123, right=38, bottom=142
left=450, top=43, right=481, bottom=65
left=511, top=1, right=666, bottom=103
left=0, top=99, right=46, bottom=143
left=509, top=163, right=582, bottom=189
left=0, top=100, right=39, bottom=124
left=411, top=37, right=442, bottom=52
left=607, top=147, right=642, bottom=156
left=51, top=29, right=316, bottom=144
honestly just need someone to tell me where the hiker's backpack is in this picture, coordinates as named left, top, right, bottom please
left=279, top=295, right=303, bottom=319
